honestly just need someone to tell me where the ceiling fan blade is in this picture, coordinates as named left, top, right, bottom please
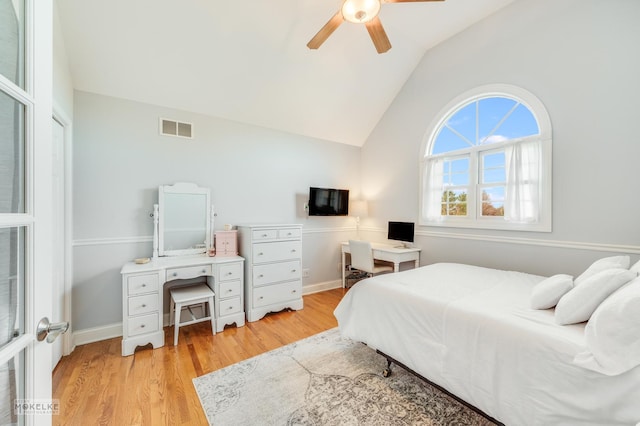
left=365, top=17, right=392, bottom=54
left=307, top=12, right=344, bottom=50
left=383, top=0, right=444, bottom=2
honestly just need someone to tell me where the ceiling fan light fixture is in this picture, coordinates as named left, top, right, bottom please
left=341, top=0, right=381, bottom=24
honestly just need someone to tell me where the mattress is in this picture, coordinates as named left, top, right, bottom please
left=334, top=263, right=640, bottom=425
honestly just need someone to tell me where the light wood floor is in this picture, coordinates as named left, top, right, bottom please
left=52, top=288, right=347, bottom=425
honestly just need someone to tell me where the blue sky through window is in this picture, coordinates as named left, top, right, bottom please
left=443, top=157, right=469, bottom=186
left=482, top=152, right=505, bottom=183
left=432, top=96, right=539, bottom=155
left=483, top=186, right=505, bottom=203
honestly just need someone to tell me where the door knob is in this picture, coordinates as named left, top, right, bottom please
left=36, top=317, right=69, bottom=343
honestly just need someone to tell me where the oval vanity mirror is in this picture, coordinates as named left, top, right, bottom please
left=156, top=182, right=212, bottom=256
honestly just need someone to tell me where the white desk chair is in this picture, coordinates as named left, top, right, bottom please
left=169, top=283, right=216, bottom=346
left=348, top=240, right=393, bottom=278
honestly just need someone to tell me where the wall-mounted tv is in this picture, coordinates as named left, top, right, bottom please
left=308, top=187, right=349, bottom=216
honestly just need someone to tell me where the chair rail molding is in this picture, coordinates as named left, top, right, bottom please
left=72, top=227, right=356, bottom=247
left=358, top=226, right=640, bottom=255
left=73, top=227, right=640, bottom=255
left=73, top=236, right=153, bottom=246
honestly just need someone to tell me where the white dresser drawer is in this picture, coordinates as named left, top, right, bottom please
left=252, top=229, right=277, bottom=240
left=166, top=264, right=212, bottom=281
left=127, top=313, right=159, bottom=337
left=219, top=280, right=241, bottom=299
left=253, top=241, right=301, bottom=264
left=128, top=294, right=158, bottom=316
left=219, top=297, right=242, bottom=315
left=278, top=228, right=301, bottom=239
left=127, top=274, right=159, bottom=296
left=219, top=262, right=242, bottom=281
left=253, top=281, right=301, bottom=308
left=253, top=260, right=301, bottom=287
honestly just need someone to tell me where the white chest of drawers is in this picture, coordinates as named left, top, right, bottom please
left=123, top=271, right=162, bottom=341
left=120, top=254, right=244, bottom=356
left=238, top=224, right=303, bottom=322
left=215, top=261, right=244, bottom=326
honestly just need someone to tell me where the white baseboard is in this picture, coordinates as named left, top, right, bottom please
left=73, top=323, right=123, bottom=347
left=72, top=284, right=342, bottom=347
left=303, top=279, right=342, bottom=295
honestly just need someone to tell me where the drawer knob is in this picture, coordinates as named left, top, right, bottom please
left=173, top=272, right=178, bottom=277
left=141, top=324, right=145, bottom=328
left=262, top=234, right=268, bottom=237
left=202, top=269, right=207, bottom=273
left=259, top=296, right=264, bottom=300
left=258, top=274, right=264, bottom=278
left=142, top=304, right=146, bottom=308
left=258, top=252, right=264, bottom=256
left=291, top=269, right=297, bottom=273
left=226, top=272, right=232, bottom=276
left=228, top=306, right=234, bottom=310
left=227, top=289, right=233, bottom=292
left=142, top=283, right=147, bottom=287
left=292, top=290, right=297, bottom=293
left=291, top=249, right=296, bottom=252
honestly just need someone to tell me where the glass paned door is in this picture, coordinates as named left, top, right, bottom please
left=0, top=97, right=28, bottom=426
left=0, top=90, right=25, bottom=214
left=0, top=117, right=28, bottom=426
left=1, top=0, right=54, bottom=424
left=1, top=0, right=28, bottom=421
left=0, top=351, right=25, bottom=425
left=0, top=0, right=25, bottom=89
left=0, top=227, right=25, bottom=425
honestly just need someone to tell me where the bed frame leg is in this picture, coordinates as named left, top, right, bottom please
left=382, top=358, right=392, bottom=377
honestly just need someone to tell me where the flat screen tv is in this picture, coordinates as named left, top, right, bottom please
left=387, top=221, right=415, bottom=243
left=308, top=187, right=349, bottom=216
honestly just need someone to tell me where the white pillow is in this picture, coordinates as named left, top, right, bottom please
left=573, top=277, right=640, bottom=375
left=574, top=255, right=630, bottom=286
left=530, top=274, right=574, bottom=310
left=630, top=259, right=640, bottom=275
left=554, top=268, right=636, bottom=325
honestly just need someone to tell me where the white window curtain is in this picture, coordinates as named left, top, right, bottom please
left=422, top=158, right=444, bottom=221
left=504, top=140, right=541, bottom=223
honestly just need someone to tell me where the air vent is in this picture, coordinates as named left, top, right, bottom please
left=160, top=118, right=193, bottom=139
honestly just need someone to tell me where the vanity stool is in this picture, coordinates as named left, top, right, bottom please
left=169, top=284, right=216, bottom=346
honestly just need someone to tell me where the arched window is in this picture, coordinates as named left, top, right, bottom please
left=420, top=84, right=552, bottom=232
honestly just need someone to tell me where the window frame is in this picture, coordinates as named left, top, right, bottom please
left=441, top=153, right=470, bottom=217
left=419, top=84, right=552, bottom=232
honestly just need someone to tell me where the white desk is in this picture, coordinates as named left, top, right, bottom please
left=341, top=242, right=421, bottom=288
left=120, top=254, right=245, bottom=356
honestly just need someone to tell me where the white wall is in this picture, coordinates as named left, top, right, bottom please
left=53, top=3, right=73, bottom=117
left=72, top=91, right=361, bottom=331
left=360, top=0, right=640, bottom=276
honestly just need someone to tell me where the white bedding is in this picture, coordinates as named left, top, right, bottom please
left=334, top=263, right=640, bottom=425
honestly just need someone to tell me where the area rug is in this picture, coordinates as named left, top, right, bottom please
left=193, top=328, right=496, bottom=426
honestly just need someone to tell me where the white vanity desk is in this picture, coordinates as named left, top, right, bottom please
left=121, top=182, right=245, bottom=356
left=121, top=254, right=245, bottom=356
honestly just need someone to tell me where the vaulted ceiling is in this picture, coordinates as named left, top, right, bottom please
left=56, top=0, right=514, bottom=146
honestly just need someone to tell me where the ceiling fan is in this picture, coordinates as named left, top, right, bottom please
left=307, top=0, right=445, bottom=54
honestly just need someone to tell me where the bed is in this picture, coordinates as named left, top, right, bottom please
left=334, top=262, right=640, bottom=425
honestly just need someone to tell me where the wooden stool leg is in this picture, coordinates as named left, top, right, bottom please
left=169, top=298, right=175, bottom=327
left=208, top=296, right=216, bottom=335
left=174, top=302, right=182, bottom=346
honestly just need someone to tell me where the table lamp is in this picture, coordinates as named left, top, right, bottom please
left=351, top=200, right=368, bottom=237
